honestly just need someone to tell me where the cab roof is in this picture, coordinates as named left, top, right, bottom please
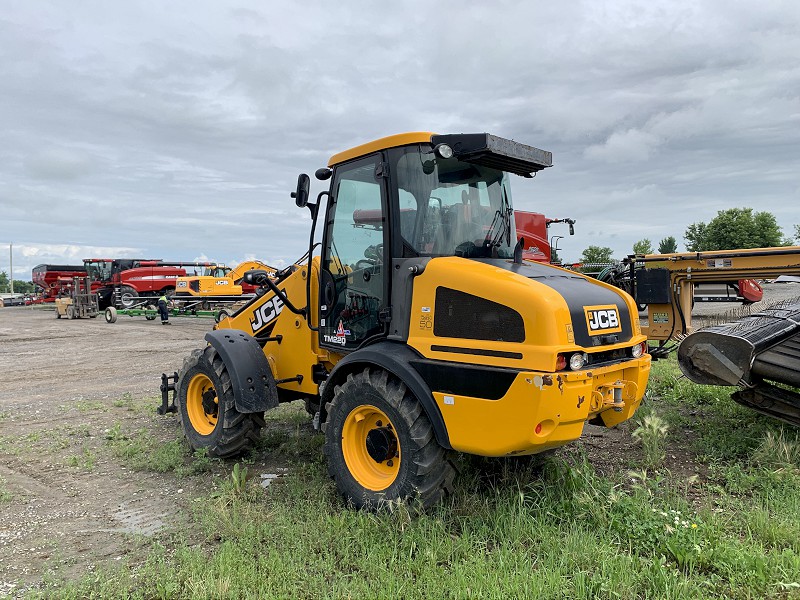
left=327, top=131, right=552, bottom=177
left=328, top=132, right=434, bottom=167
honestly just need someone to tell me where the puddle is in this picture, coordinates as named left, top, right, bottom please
left=96, top=500, right=166, bottom=536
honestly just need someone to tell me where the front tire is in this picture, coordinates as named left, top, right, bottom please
left=176, top=346, right=264, bottom=458
left=119, top=285, right=138, bottom=309
left=323, top=367, right=455, bottom=511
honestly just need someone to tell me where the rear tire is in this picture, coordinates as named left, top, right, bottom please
left=176, top=346, right=264, bottom=458
left=55, top=308, right=61, bottom=319
left=323, top=367, right=455, bottom=511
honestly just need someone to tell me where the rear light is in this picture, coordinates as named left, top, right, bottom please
left=556, top=354, right=567, bottom=371
left=631, top=341, right=648, bottom=358
left=569, top=352, right=587, bottom=371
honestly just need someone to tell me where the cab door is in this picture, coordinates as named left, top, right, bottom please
left=319, top=156, right=388, bottom=351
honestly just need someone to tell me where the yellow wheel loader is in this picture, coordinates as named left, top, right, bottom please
left=173, top=132, right=651, bottom=509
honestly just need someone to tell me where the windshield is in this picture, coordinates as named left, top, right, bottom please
left=390, top=145, right=516, bottom=258
left=84, top=260, right=112, bottom=282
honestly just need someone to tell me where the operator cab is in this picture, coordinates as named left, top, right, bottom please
left=203, top=266, right=231, bottom=278
left=303, top=132, right=552, bottom=352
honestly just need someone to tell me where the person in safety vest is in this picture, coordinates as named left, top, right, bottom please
left=157, top=294, right=170, bottom=325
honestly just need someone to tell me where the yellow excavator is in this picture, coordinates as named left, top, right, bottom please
left=172, top=132, right=651, bottom=509
left=174, top=260, right=276, bottom=301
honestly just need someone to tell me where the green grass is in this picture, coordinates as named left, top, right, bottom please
left=71, top=399, right=108, bottom=413
left=66, top=448, right=97, bottom=471
left=104, top=422, right=216, bottom=477
left=19, top=361, right=800, bottom=598
left=644, top=357, right=779, bottom=460
left=0, top=476, right=12, bottom=502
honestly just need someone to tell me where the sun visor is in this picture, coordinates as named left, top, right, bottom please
left=430, top=133, right=552, bottom=176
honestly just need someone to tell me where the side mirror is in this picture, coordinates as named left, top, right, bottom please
left=243, top=269, right=270, bottom=285
left=315, top=168, right=332, bottom=181
left=291, top=173, right=311, bottom=208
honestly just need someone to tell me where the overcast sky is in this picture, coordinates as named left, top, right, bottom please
left=1, top=0, right=799, bottom=281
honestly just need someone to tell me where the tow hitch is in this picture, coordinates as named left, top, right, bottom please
left=158, top=371, right=179, bottom=415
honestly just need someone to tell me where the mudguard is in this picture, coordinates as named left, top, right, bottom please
left=204, top=330, right=278, bottom=414
left=321, top=341, right=451, bottom=449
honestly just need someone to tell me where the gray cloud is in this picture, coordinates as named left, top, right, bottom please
left=1, top=0, right=798, bottom=281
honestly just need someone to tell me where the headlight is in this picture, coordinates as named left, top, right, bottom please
left=434, top=143, right=454, bottom=159
left=631, top=342, right=647, bottom=358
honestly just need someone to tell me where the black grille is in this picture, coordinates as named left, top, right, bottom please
left=586, top=348, right=629, bottom=366
left=434, top=287, right=524, bottom=342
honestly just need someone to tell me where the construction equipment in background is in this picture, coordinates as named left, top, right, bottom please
left=678, top=298, right=800, bottom=425
left=633, top=247, right=800, bottom=344
left=54, top=277, right=99, bottom=319
left=515, top=210, right=575, bottom=264
left=574, top=260, right=763, bottom=312
left=83, top=258, right=219, bottom=310
left=693, top=279, right=763, bottom=304
left=103, top=304, right=219, bottom=323
left=625, top=246, right=800, bottom=426
left=512, top=216, right=763, bottom=309
left=31, top=264, right=88, bottom=303
left=167, top=131, right=651, bottom=510
left=173, top=260, right=273, bottom=307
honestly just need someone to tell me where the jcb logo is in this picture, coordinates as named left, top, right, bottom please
left=584, top=305, right=622, bottom=335
left=249, top=295, right=285, bottom=333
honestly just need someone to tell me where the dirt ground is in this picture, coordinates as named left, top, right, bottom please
left=1, top=282, right=798, bottom=595
left=0, top=309, right=230, bottom=595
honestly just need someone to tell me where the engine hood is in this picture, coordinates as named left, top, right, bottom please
left=475, top=259, right=635, bottom=347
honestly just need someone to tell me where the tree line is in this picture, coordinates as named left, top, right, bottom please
left=0, top=272, right=35, bottom=295
left=580, top=208, right=798, bottom=265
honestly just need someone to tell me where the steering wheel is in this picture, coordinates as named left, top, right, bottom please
left=355, top=259, right=375, bottom=270
left=364, top=243, right=383, bottom=262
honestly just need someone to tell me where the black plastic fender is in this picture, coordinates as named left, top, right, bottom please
left=204, top=330, right=278, bottom=414
left=321, top=341, right=451, bottom=449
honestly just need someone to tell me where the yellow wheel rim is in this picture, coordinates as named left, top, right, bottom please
left=186, top=373, right=218, bottom=435
left=342, top=404, right=401, bottom=491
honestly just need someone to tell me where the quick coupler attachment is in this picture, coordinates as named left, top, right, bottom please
left=158, top=371, right=179, bottom=415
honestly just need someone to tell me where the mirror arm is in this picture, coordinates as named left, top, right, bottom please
left=305, top=190, right=329, bottom=331
left=262, top=276, right=305, bottom=317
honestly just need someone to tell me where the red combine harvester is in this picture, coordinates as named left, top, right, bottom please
left=31, top=264, right=88, bottom=303
left=515, top=210, right=575, bottom=263
left=83, top=258, right=219, bottom=309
